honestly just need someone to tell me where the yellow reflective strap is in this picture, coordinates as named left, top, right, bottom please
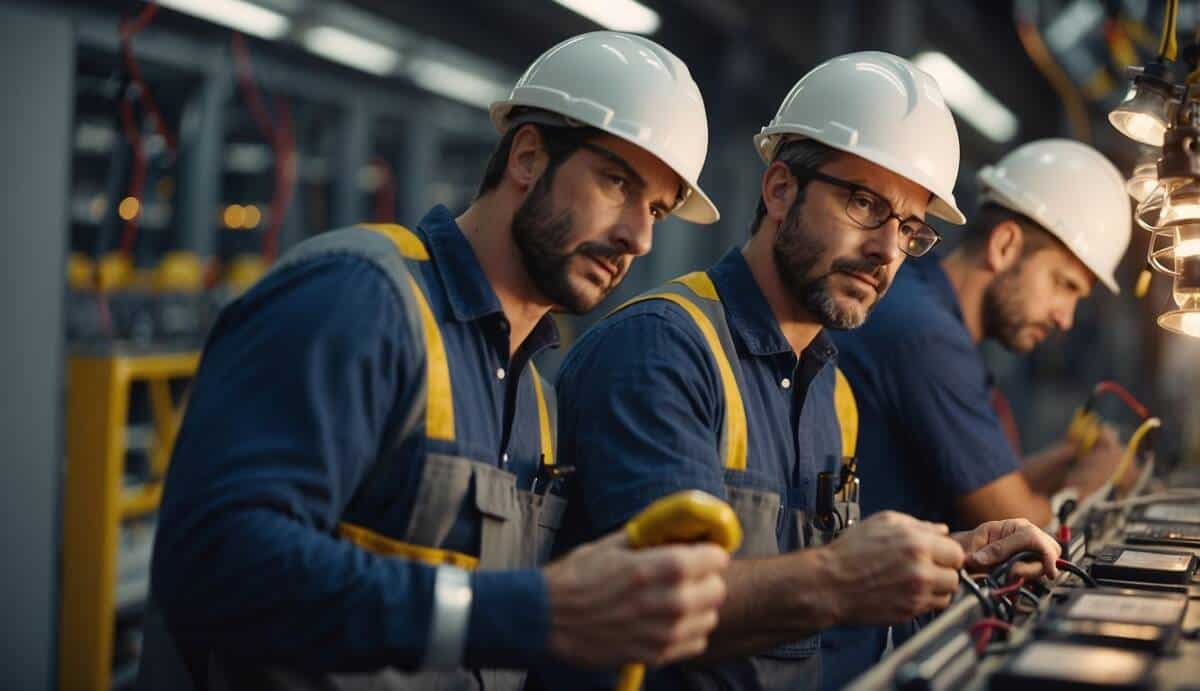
left=361, top=223, right=455, bottom=442
left=339, top=522, right=479, bottom=570
left=834, top=367, right=858, bottom=458
left=618, top=292, right=748, bottom=471
left=529, top=362, right=555, bottom=466
left=672, top=271, right=720, bottom=300
left=360, top=223, right=430, bottom=260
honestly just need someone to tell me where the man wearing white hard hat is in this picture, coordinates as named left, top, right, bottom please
left=138, top=32, right=730, bottom=691
left=542, top=52, right=1060, bottom=691
left=825, top=139, right=1132, bottom=686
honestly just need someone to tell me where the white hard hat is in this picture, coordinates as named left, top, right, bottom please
left=977, top=139, right=1131, bottom=293
left=754, top=51, right=965, bottom=225
left=490, top=32, right=718, bottom=224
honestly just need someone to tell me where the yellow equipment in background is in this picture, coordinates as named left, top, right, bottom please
left=59, top=351, right=198, bottom=690
left=616, top=490, right=742, bottom=691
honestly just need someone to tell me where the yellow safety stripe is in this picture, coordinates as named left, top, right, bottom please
left=833, top=367, right=858, bottom=458
left=529, top=362, right=555, bottom=466
left=339, top=522, right=479, bottom=570
left=613, top=273, right=748, bottom=471
left=361, top=223, right=455, bottom=442
left=673, top=270, right=720, bottom=300
left=361, top=223, right=430, bottom=260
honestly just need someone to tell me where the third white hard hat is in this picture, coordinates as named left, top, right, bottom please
left=977, top=139, right=1131, bottom=293
left=490, top=31, right=718, bottom=224
left=754, top=51, right=965, bottom=225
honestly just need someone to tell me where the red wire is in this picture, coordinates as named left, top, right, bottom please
left=991, top=577, right=1025, bottom=597
left=231, top=33, right=295, bottom=263
left=117, top=95, right=146, bottom=257
left=1091, top=381, right=1150, bottom=419
left=969, top=617, right=1012, bottom=654
left=120, top=2, right=176, bottom=152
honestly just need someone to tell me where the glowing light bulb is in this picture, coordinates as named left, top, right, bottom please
left=1109, top=82, right=1169, bottom=146
left=1182, top=312, right=1200, bottom=337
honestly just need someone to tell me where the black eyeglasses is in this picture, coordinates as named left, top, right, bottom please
left=789, top=166, right=942, bottom=258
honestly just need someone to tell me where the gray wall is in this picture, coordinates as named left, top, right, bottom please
left=0, top=5, right=73, bottom=690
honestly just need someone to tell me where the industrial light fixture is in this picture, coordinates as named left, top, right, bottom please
left=1109, top=63, right=1175, bottom=146
left=552, top=0, right=661, bottom=34
left=1108, top=0, right=1200, bottom=337
left=406, top=57, right=509, bottom=110
left=302, top=26, right=400, bottom=76
left=1159, top=258, right=1200, bottom=336
left=155, top=0, right=290, bottom=40
left=912, top=52, right=1019, bottom=143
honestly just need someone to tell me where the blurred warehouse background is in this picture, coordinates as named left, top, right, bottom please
left=1, top=0, right=1199, bottom=688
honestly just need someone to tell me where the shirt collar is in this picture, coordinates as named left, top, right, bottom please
left=416, top=205, right=559, bottom=351
left=418, top=204, right=505, bottom=323
left=707, top=248, right=837, bottom=363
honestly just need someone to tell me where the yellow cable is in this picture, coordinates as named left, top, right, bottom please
left=1135, top=268, right=1153, bottom=298
left=1112, top=417, right=1162, bottom=487
left=1160, top=0, right=1179, bottom=61
left=1016, top=19, right=1093, bottom=142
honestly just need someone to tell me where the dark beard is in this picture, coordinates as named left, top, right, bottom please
left=511, top=173, right=625, bottom=314
left=982, top=264, right=1053, bottom=352
left=771, top=199, right=889, bottom=330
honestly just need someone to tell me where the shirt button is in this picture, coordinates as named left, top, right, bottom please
left=780, top=377, right=792, bottom=389
left=496, top=368, right=506, bottom=381
left=501, top=452, right=509, bottom=466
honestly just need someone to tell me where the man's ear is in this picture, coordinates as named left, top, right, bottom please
left=760, top=161, right=800, bottom=228
left=505, top=124, right=550, bottom=192
left=985, top=220, right=1024, bottom=273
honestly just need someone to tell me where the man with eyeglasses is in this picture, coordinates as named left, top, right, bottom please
left=821, top=139, right=1132, bottom=688
left=533, top=53, right=1061, bottom=691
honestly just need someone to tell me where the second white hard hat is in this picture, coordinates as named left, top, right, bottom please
left=977, top=139, right=1131, bottom=293
left=754, top=51, right=965, bottom=225
left=490, top=31, right=718, bottom=224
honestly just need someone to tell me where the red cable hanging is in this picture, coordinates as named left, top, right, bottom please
left=1091, top=381, right=1151, bottom=419
left=231, top=32, right=296, bottom=263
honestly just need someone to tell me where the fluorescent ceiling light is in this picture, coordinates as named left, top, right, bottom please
left=407, top=57, right=510, bottom=110
left=914, top=51, right=1019, bottom=143
left=155, top=0, right=290, bottom=40
left=552, top=0, right=661, bottom=34
left=302, top=26, right=400, bottom=76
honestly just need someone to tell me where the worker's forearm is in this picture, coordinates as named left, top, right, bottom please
left=1020, top=442, right=1075, bottom=495
left=698, top=548, right=840, bottom=660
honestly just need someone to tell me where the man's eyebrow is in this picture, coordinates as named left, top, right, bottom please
left=581, top=141, right=683, bottom=212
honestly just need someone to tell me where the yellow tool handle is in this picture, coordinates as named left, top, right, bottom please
left=1067, top=408, right=1101, bottom=460
left=615, top=490, right=742, bottom=691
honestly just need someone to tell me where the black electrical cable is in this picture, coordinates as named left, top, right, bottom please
left=1015, top=587, right=1042, bottom=612
left=991, top=549, right=1042, bottom=584
left=1056, top=558, right=1099, bottom=587
left=959, top=569, right=994, bottom=617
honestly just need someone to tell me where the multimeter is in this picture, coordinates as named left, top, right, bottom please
left=1131, top=503, right=1200, bottom=524
left=988, top=641, right=1154, bottom=691
left=1090, top=545, right=1197, bottom=585
left=1125, top=521, right=1200, bottom=547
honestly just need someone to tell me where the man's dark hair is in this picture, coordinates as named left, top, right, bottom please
left=749, top=138, right=840, bottom=235
left=476, top=108, right=603, bottom=199
left=958, top=202, right=1060, bottom=259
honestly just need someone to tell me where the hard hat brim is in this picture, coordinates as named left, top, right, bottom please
left=753, top=131, right=966, bottom=226
left=492, top=99, right=720, bottom=225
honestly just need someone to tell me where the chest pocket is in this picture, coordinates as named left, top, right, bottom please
left=613, top=271, right=862, bottom=667
left=333, top=223, right=564, bottom=576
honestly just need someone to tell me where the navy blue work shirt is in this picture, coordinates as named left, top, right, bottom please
left=151, top=205, right=558, bottom=673
left=819, top=257, right=1021, bottom=689
left=543, top=248, right=843, bottom=689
